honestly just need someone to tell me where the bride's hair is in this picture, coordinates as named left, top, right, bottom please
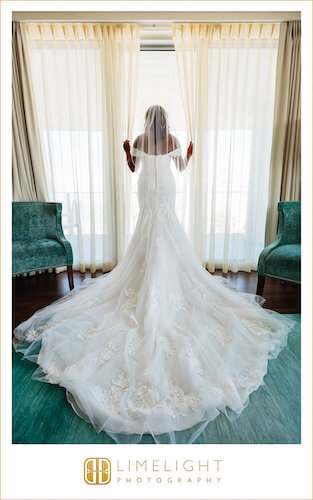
left=144, top=105, right=169, bottom=140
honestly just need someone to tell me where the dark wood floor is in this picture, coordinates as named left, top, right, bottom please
left=12, top=269, right=300, bottom=329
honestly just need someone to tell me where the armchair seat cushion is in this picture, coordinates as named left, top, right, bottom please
left=263, top=243, right=301, bottom=283
left=13, top=238, right=68, bottom=275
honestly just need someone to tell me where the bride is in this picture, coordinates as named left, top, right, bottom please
left=14, top=105, right=296, bottom=444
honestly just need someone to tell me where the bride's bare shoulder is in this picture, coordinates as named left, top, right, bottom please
left=168, top=134, right=181, bottom=150
left=133, top=135, right=144, bottom=149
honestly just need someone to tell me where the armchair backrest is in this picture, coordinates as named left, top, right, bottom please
left=277, top=201, right=301, bottom=245
left=12, top=202, right=63, bottom=241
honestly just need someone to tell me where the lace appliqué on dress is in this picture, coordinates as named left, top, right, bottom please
left=143, top=367, right=151, bottom=378
left=122, top=288, right=138, bottom=309
left=96, top=342, right=119, bottom=365
left=26, top=322, right=56, bottom=342
left=139, top=263, right=146, bottom=274
left=90, top=372, right=129, bottom=414
left=128, top=334, right=144, bottom=354
left=78, top=326, right=96, bottom=341
left=43, top=364, right=63, bottom=384
left=167, top=379, right=201, bottom=418
left=159, top=336, right=176, bottom=358
left=211, top=383, right=234, bottom=400
left=242, top=319, right=273, bottom=336
left=236, top=368, right=262, bottom=387
left=185, top=347, right=204, bottom=376
left=130, top=383, right=163, bottom=415
left=209, top=328, right=232, bottom=346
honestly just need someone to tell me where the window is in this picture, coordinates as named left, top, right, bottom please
left=27, top=25, right=278, bottom=272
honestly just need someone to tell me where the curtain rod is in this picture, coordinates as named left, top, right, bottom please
left=12, top=11, right=301, bottom=23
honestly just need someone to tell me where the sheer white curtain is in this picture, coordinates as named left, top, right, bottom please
left=173, top=23, right=279, bottom=272
left=24, top=22, right=139, bottom=273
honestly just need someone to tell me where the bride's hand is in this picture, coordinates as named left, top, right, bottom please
left=187, top=141, right=193, bottom=161
left=123, top=140, right=131, bottom=154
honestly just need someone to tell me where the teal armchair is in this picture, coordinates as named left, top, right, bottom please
left=256, top=201, right=301, bottom=296
left=12, top=202, right=74, bottom=290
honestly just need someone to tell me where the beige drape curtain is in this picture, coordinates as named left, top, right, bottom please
left=265, top=21, right=301, bottom=246
left=173, top=23, right=279, bottom=272
left=12, top=21, right=48, bottom=201
left=25, top=22, right=140, bottom=273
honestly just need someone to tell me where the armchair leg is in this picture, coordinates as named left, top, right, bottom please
left=67, top=265, right=74, bottom=290
left=256, top=274, right=265, bottom=297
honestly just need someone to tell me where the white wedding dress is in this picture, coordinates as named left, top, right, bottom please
left=14, top=147, right=296, bottom=444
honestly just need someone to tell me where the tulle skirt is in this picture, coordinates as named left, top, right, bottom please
left=13, top=203, right=297, bottom=444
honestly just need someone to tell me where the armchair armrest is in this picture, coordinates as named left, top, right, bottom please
left=43, top=202, right=73, bottom=265
left=276, top=201, right=301, bottom=245
left=258, top=238, right=282, bottom=276
left=258, top=201, right=301, bottom=276
left=54, top=203, right=73, bottom=264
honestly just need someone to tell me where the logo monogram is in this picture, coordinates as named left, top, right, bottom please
left=84, top=458, right=111, bottom=485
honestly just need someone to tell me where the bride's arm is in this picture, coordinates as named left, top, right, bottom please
left=172, top=137, right=193, bottom=172
left=123, top=139, right=138, bottom=173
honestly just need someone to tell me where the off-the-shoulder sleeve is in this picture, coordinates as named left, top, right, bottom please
left=168, top=148, right=182, bottom=157
left=170, top=148, right=188, bottom=172
left=131, top=147, right=145, bottom=158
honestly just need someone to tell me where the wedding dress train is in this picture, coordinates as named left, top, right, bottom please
left=14, top=147, right=296, bottom=443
